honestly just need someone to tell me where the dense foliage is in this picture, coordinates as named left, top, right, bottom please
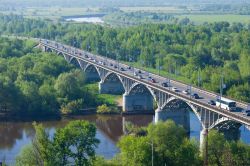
left=111, top=121, right=250, bottom=166
left=0, top=37, right=108, bottom=116
left=16, top=121, right=99, bottom=166
left=1, top=14, right=249, bottom=102
left=16, top=120, right=250, bottom=166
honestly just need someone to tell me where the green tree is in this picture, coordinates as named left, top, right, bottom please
left=118, top=135, right=151, bottom=166
left=53, top=120, right=100, bottom=165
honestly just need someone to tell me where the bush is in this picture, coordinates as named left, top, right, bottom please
left=97, top=104, right=112, bottom=114
left=60, top=99, right=84, bottom=114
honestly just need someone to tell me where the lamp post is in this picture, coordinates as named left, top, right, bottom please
left=197, top=67, right=201, bottom=87
left=219, top=72, right=225, bottom=109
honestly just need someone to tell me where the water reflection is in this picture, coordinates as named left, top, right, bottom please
left=0, top=114, right=249, bottom=165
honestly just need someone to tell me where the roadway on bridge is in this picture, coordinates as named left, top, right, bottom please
left=41, top=40, right=250, bottom=125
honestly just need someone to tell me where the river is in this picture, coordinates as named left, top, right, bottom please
left=64, top=14, right=105, bottom=23
left=0, top=112, right=249, bottom=165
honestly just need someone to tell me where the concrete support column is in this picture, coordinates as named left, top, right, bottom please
left=154, top=108, right=162, bottom=123
left=155, top=107, right=190, bottom=132
left=99, top=81, right=125, bottom=95
left=123, top=92, right=154, bottom=113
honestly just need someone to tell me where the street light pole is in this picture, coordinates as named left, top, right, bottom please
left=220, top=73, right=224, bottom=108
left=147, top=140, right=154, bottom=166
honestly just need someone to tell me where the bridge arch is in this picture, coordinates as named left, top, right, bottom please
left=99, top=72, right=125, bottom=94
left=128, top=83, right=156, bottom=99
left=123, top=83, right=156, bottom=113
left=84, top=64, right=101, bottom=82
left=69, top=57, right=82, bottom=69
left=57, top=51, right=64, bottom=56
left=160, top=97, right=204, bottom=129
left=209, top=117, right=241, bottom=130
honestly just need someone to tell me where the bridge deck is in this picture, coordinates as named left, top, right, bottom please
left=39, top=39, right=250, bottom=126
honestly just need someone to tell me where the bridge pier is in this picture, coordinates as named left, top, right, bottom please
left=123, top=92, right=154, bottom=113
left=154, top=107, right=190, bottom=132
left=98, top=81, right=125, bottom=95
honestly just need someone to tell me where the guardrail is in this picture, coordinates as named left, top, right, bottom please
left=40, top=41, right=250, bottom=126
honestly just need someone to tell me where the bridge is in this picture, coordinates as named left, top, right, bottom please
left=38, top=39, right=250, bottom=146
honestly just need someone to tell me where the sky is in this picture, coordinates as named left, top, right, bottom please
left=1, top=0, right=250, bottom=8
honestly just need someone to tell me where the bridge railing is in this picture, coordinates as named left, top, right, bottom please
left=50, top=39, right=248, bottom=108
left=40, top=40, right=250, bottom=126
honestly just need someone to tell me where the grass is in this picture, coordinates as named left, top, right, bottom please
left=177, top=14, right=250, bottom=24
left=0, top=7, right=101, bottom=20
left=120, top=6, right=186, bottom=13
left=84, top=83, right=121, bottom=106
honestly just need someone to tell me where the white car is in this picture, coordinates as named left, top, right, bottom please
left=182, top=90, right=189, bottom=95
left=172, top=87, right=178, bottom=92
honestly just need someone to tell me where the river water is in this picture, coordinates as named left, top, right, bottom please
left=0, top=112, right=249, bottom=165
left=65, top=17, right=104, bottom=23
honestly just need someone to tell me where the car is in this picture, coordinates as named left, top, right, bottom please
left=114, top=65, right=118, bottom=68
left=120, top=67, right=125, bottom=71
left=85, top=55, right=89, bottom=58
left=147, top=76, right=153, bottom=81
left=137, top=75, right=143, bottom=79
left=138, top=70, right=142, bottom=74
left=110, top=63, right=113, bottom=66
left=134, top=72, right=138, bottom=76
left=98, top=61, right=103, bottom=64
left=208, top=100, right=216, bottom=105
left=172, top=87, right=178, bottom=92
left=243, top=111, right=250, bottom=116
left=150, top=78, right=156, bottom=83
left=191, top=93, right=200, bottom=99
left=161, top=82, right=168, bottom=87
left=127, top=66, right=132, bottom=69
left=182, top=90, right=189, bottom=95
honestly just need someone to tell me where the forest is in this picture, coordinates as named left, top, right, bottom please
left=0, top=37, right=115, bottom=117
left=1, top=14, right=249, bottom=103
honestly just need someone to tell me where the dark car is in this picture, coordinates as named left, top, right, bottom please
left=242, top=110, right=250, bottom=116
left=138, top=75, right=143, bottom=79
left=191, top=93, right=200, bottom=99
left=114, top=65, right=118, bottom=68
left=150, top=78, right=156, bottom=83
left=120, top=67, right=125, bottom=71
left=161, top=82, right=168, bottom=87
left=208, top=100, right=216, bottom=105
left=110, top=63, right=113, bottom=66
left=127, top=66, right=132, bottom=69
left=138, top=70, right=142, bottom=74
